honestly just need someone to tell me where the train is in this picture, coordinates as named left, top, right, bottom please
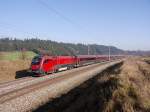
left=30, top=54, right=124, bottom=76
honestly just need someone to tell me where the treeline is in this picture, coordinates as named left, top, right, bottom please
left=0, top=38, right=124, bottom=55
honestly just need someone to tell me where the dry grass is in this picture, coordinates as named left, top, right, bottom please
left=0, top=60, right=31, bottom=83
left=104, top=57, right=150, bottom=112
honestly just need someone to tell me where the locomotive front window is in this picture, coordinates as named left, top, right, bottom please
left=44, top=59, right=52, bottom=64
left=44, top=59, right=49, bottom=63
left=32, top=56, right=41, bottom=65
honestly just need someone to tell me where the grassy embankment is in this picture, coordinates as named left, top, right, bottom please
left=142, top=57, right=150, bottom=64
left=0, top=51, right=36, bottom=83
left=104, top=58, right=150, bottom=112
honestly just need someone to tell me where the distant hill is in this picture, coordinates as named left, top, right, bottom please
left=0, top=38, right=149, bottom=56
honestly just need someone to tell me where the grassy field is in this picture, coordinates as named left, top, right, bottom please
left=0, top=51, right=36, bottom=82
left=0, top=51, right=36, bottom=61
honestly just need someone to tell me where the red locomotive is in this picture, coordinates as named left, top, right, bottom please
left=30, top=54, right=123, bottom=76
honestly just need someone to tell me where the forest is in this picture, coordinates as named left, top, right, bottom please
left=0, top=38, right=124, bottom=55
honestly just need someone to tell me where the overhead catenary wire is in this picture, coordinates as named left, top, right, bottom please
left=37, top=0, right=84, bottom=30
left=37, top=0, right=74, bottom=25
left=36, top=0, right=98, bottom=55
left=36, top=0, right=96, bottom=41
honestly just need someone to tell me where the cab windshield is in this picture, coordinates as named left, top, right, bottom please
left=32, top=56, right=41, bottom=65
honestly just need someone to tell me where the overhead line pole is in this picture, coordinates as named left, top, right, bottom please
left=108, top=46, right=111, bottom=61
left=88, top=44, right=90, bottom=55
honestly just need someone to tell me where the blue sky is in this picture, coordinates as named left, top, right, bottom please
left=0, top=0, right=149, bottom=50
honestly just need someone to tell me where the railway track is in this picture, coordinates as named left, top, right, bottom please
left=0, top=62, right=106, bottom=101
left=0, top=61, right=110, bottom=97
left=0, top=60, right=123, bottom=112
left=0, top=77, right=33, bottom=88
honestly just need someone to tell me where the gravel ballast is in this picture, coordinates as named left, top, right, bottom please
left=0, top=60, right=122, bottom=112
